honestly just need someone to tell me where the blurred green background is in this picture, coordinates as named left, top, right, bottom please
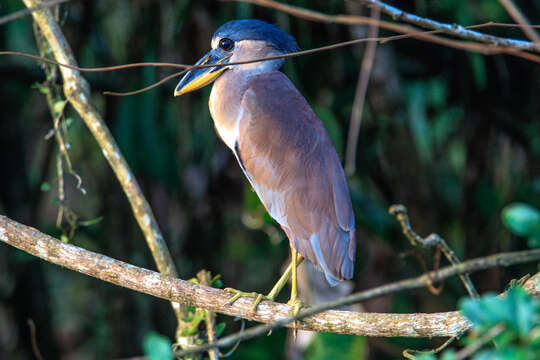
left=1, top=0, right=539, bottom=359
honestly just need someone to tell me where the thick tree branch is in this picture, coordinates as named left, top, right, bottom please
left=2, top=215, right=540, bottom=342
left=20, top=0, right=188, bottom=333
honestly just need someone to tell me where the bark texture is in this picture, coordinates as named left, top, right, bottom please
left=2, top=215, right=539, bottom=337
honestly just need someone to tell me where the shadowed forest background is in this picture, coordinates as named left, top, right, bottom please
left=1, top=0, right=540, bottom=359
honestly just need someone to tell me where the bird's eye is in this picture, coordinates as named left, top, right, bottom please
left=219, top=38, right=234, bottom=51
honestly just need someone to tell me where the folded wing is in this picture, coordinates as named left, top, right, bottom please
left=235, top=71, right=356, bottom=284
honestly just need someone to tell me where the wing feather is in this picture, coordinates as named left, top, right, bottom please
left=236, top=71, right=356, bottom=283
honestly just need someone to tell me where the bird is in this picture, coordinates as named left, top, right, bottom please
left=174, top=19, right=356, bottom=314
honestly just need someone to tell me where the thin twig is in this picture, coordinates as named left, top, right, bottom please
left=21, top=0, right=191, bottom=341
left=389, top=204, right=479, bottom=357
left=402, top=336, right=456, bottom=360
left=218, top=318, right=244, bottom=358
left=3, top=20, right=540, bottom=97
left=103, top=70, right=188, bottom=96
left=454, top=324, right=505, bottom=360
left=3, top=22, right=540, bottom=74
left=498, top=0, right=540, bottom=45
left=232, top=0, right=540, bottom=53
left=389, top=204, right=479, bottom=299
left=31, top=14, right=78, bottom=229
left=358, top=0, right=540, bottom=51
left=0, top=25, right=518, bottom=72
left=27, top=319, right=44, bottom=360
left=469, top=23, right=540, bottom=30
left=0, top=0, right=72, bottom=26
left=198, top=270, right=220, bottom=360
left=56, top=154, right=64, bottom=227
left=345, top=6, right=380, bottom=175
left=224, top=0, right=540, bottom=68
left=2, top=215, right=540, bottom=342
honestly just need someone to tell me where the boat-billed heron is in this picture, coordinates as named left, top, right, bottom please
left=175, top=19, right=356, bottom=313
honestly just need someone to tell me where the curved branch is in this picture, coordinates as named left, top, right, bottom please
left=227, top=0, right=540, bottom=64
left=21, top=0, right=188, bottom=329
left=358, top=0, right=540, bottom=52
left=2, top=215, right=540, bottom=340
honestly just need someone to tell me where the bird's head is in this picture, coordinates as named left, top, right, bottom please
left=174, top=19, right=299, bottom=96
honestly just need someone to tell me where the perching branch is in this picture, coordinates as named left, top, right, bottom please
left=20, top=0, right=189, bottom=338
left=2, top=214, right=540, bottom=344
left=174, top=272, right=540, bottom=357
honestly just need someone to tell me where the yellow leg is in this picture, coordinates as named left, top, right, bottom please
left=287, top=246, right=303, bottom=338
left=267, top=254, right=303, bottom=300
left=291, top=246, right=298, bottom=303
left=226, top=253, right=304, bottom=311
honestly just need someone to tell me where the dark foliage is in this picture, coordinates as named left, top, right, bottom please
left=1, top=0, right=539, bottom=358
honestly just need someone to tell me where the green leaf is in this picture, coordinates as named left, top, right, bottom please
left=406, top=82, right=432, bottom=163
left=460, top=287, right=539, bottom=337
left=210, top=274, right=222, bottom=288
left=502, top=203, right=540, bottom=238
left=415, top=354, right=437, bottom=360
left=530, top=327, right=540, bottom=346
left=528, top=236, right=540, bottom=249
left=441, top=350, right=456, bottom=360
left=215, top=322, right=226, bottom=337
left=60, top=234, right=69, bottom=243
left=142, top=331, right=173, bottom=360
left=304, top=333, right=366, bottom=360
left=179, top=310, right=205, bottom=336
left=469, top=54, right=487, bottom=90
left=212, top=278, right=223, bottom=289
left=427, top=77, right=447, bottom=108
left=53, top=100, right=67, bottom=115
left=473, top=347, right=540, bottom=360
left=32, top=83, right=50, bottom=95
left=78, top=216, right=103, bottom=227
left=40, top=182, right=51, bottom=192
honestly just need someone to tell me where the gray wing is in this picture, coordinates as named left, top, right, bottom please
left=235, top=71, right=356, bottom=284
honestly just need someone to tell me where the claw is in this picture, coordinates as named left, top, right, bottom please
left=225, top=288, right=270, bottom=311
left=287, top=298, right=305, bottom=338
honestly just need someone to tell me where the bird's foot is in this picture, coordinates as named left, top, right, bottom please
left=287, top=298, right=305, bottom=338
left=224, top=288, right=272, bottom=311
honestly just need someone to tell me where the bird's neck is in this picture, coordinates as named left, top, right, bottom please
left=229, top=40, right=285, bottom=73
left=209, top=70, right=253, bottom=150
